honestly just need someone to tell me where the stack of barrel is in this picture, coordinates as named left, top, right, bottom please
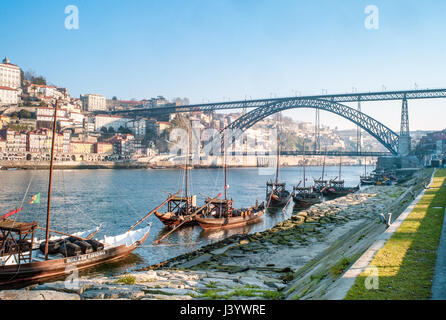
left=40, top=237, right=104, bottom=257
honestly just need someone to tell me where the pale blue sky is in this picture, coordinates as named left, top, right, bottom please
left=1, top=0, right=445, bottom=131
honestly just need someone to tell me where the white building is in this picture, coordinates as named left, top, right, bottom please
left=81, top=94, right=107, bottom=112
left=0, top=86, right=19, bottom=105
left=36, top=107, right=69, bottom=122
left=26, top=84, right=66, bottom=100
left=94, top=114, right=131, bottom=132
left=69, top=111, right=85, bottom=127
left=126, top=118, right=147, bottom=137
left=0, top=57, right=20, bottom=89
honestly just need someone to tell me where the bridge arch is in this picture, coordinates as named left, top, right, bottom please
left=227, top=99, right=399, bottom=155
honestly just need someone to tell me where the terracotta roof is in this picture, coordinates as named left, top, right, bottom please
left=29, top=84, right=57, bottom=89
left=0, top=86, right=16, bottom=91
left=0, top=63, right=19, bottom=69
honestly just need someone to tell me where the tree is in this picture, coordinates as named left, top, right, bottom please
left=100, top=126, right=108, bottom=133
left=118, top=126, right=132, bottom=134
left=32, top=76, right=47, bottom=85
left=18, top=109, right=33, bottom=119
left=20, top=69, right=25, bottom=87
left=108, top=127, right=115, bottom=134
left=171, top=114, right=190, bottom=131
left=24, top=69, right=36, bottom=81
left=112, top=96, right=118, bottom=101
left=24, top=69, right=47, bottom=85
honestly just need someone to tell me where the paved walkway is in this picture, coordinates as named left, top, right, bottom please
left=432, top=205, right=446, bottom=300
left=324, top=170, right=435, bottom=300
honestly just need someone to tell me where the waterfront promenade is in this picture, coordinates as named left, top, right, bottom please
left=343, top=169, right=446, bottom=299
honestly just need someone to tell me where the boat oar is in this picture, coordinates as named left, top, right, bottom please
left=265, top=184, right=275, bottom=210
left=1, top=207, right=23, bottom=220
left=293, top=181, right=302, bottom=191
left=282, top=191, right=294, bottom=214
left=199, top=192, right=212, bottom=198
left=127, top=190, right=182, bottom=232
left=153, top=193, right=222, bottom=244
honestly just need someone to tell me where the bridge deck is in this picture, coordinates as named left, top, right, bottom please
left=108, top=88, right=446, bottom=115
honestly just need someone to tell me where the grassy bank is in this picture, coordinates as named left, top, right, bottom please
left=345, top=169, right=446, bottom=300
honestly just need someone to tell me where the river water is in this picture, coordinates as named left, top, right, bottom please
left=0, top=165, right=370, bottom=276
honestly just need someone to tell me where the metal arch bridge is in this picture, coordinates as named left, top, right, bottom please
left=105, top=88, right=446, bottom=156
left=108, top=88, right=446, bottom=116
left=225, top=99, right=400, bottom=155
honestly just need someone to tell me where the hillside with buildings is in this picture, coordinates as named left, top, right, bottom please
left=0, top=56, right=419, bottom=167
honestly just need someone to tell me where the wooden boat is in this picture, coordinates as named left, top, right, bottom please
left=0, top=221, right=150, bottom=287
left=154, top=129, right=199, bottom=227
left=266, top=182, right=291, bottom=207
left=196, top=130, right=265, bottom=230
left=360, top=175, right=376, bottom=185
left=154, top=195, right=198, bottom=227
left=265, top=138, right=291, bottom=208
left=0, top=100, right=153, bottom=287
left=359, top=155, right=375, bottom=185
left=293, top=187, right=322, bottom=208
left=322, top=153, right=359, bottom=199
left=322, top=180, right=359, bottom=198
left=292, top=142, right=322, bottom=209
left=195, top=198, right=265, bottom=230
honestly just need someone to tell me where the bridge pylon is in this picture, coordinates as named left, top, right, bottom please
left=356, top=98, right=362, bottom=153
left=398, top=95, right=411, bottom=156
left=314, top=109, right=320, bottom=152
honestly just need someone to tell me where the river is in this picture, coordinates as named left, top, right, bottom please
left=0, top=165, right=371, bottom=276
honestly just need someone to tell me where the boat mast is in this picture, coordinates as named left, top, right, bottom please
left=44, top=100, right=59, bottom=260
left=185, top=127, right=190, bottom=213
left=364, top=155, right=367, bottom=176
left=275, top=137, right=280, bottom=185
left=303, top=141, right=306, bottom=189
left=224, top=131, right=227, bottom=201
left=339, top=150, right=342, bottom=180
left=321, top=147, right=326, bottom=181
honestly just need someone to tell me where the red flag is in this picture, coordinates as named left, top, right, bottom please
left=1, top=207, right=23, bottom=219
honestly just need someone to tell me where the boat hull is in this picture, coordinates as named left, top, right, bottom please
left=0, top=227, right=150, bottom=287
left=360, top=179, right=375, bottom=185
left=292, top=196, right=322, bottom=208
left=154, top=211, right=198, bottom=228
left=195, top=210, right=264, bottom=230
left=322, top=186, right=360, bottom=199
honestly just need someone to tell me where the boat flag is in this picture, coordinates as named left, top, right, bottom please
left=224, top=184, right=229, bottom=190
left=29, top=192, right=41, bottom=204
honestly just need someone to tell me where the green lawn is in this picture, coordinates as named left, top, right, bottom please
left=345, top=169, right=446, bottom=300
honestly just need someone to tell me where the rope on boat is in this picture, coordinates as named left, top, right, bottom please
left=139, top=241, right=202, bottom=247
left=109, top=180, right=140, bottom=217
left=58, top=185, right=101, bottom=227
left=10, top=169, right=35, bottom=225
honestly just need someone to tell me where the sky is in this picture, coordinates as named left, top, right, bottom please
left=1, top=0, right=445, bottom=131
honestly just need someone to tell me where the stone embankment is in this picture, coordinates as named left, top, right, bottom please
left=0, top=169, right=432, bottom=300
